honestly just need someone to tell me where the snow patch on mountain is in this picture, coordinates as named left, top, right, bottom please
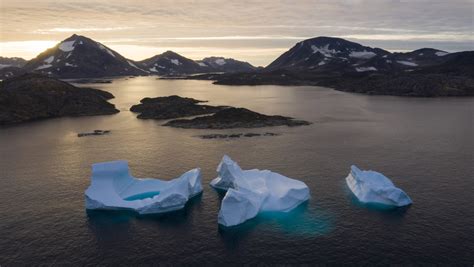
left=397, top=60, right=418, bottom=66
left=59, top=41, right=75, bottom=52
left=44, top=56, right=54, bottom=64
left=311, top=44, right=337, bottom=57
left=127, top=60, right=144, bottom=71
left=355, top=66, right=377, bottom=72
left=35, top=64, right=52, bottom=70
left=349, top=51, right=377, bottom=59
left=198, top=62, right=208, bottom=67
left=435, top=51, right=449, bottom=56
left=98, top=44, right=116, bottom=58
left=64, top=62, right=77, bottom=67
left=171, top=59, right=181, bottom=65
left=215, top=58, right=226, bottom=65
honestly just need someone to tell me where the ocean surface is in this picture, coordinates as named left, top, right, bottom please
left=1, top=77, right=473, bottom=265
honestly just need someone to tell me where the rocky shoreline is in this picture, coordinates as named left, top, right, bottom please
left=164, top=107, right=311, bottom=129
left=197, top=132, right=280, bottom=139
left=0, top=74, right=119, bottom=125
left=178, top=70, right=474, bottom=97
left=130, top=95, right=227, bottom=119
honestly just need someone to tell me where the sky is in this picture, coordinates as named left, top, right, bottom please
left=0, top=0, right=473, bottom=66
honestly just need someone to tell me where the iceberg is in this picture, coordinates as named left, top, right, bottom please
left=211, top=155, right=310, bottom=227
left=85, top=160, right=202, bottom=214
left=346, top=165, right=412, bottom=207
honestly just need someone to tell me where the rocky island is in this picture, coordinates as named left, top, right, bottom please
left=164, top=107, right=311, bottom=129
left=0, top=74, right=119, bottom=125
left=131, top=95, right=309, bottom=129
left=130, top=95, right=226, bottom=119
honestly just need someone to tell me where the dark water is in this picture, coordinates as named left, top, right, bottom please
left=1, top=77, right=473, bottom=265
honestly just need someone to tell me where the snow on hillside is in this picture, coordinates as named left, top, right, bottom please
left=349, top=51, right=377, bottom=59
left=355, top=66, right=377, bottom=72
left=397, top=60, right=418, bottom=66
left=59, top=41, right=75, bottom=52
left=215, top=58, right=226, bottom=65
left=44, top=56, right=54, bottom=64
left=435, top=51, right=449, bottom=56
left=311, top=44, right=337, bottom=57
left=171, top=59, right=181, bottom=65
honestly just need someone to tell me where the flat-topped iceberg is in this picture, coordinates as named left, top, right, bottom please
left=85, top=160, right=202, bottom=214
left=346, top=165, right=412, bottom=207
left=211, top=155, right=310, bottom=227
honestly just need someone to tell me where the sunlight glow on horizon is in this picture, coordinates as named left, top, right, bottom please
left=1, top=1, right=472, bottom=65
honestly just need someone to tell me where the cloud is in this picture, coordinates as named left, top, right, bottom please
left=1, top=0, right=472, bottom=65
left=33, top=27, right=133, bottom=34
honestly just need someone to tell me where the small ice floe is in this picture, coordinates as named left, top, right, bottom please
left=85, top=160, right=202, bottom=214
left=211, top=155, right=310, bottom=227
left=77, top=130, right=111, bottom=137
left=346, top=165, right=412, bottom=207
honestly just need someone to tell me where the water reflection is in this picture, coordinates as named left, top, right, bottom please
left=218, top=201, right=333, bottom=248
left=86, top=194, right=203, bottom=243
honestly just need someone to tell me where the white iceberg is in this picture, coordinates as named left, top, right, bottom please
left=346, top=165, right=412, bottom=207
left=85, top=160, right=202, bottom=214
left=211, top=155, right=310, bottom=227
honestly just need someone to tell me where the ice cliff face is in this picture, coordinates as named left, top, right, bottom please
left=346, top=165, right=412, bottom=207
left=211, top=155, right=310, bottom=227
left=85, top=160, right=202, bottom=214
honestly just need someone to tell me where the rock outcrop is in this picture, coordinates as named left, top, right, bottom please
left=0, top=74, right=119, bottom=125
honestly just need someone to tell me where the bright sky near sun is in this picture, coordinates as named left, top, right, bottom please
left=0, top=0, right=473, bottom=66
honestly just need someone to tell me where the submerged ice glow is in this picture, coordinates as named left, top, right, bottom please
left=211, top=155, right=310, bottom=227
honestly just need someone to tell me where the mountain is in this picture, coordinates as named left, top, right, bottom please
left=0, top=67, right=27, bottom=80
left=187, top=36, right=474, bottom=97
left=23, top=34, right=147, bottom=78
left=266, top=36, right=390, bottom=72
left=196, top=57, right=257, bottom=73
left=0, top=73, right=119, bottom=125
left=414, top=51, right=474, bottom=77
left=0, top=57, right=28, bottom=69
left=139, top=51, right=203, bottom=75
left=139, top=52, right=257, bottom=75
left=265, top=36, right=459, bottom=74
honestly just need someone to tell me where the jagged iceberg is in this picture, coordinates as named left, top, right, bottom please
left=211, top=155, right=310, bottom=227
left=85, top=160, right=203, bottom=214
left=346, top=165, right=412, bottom=207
